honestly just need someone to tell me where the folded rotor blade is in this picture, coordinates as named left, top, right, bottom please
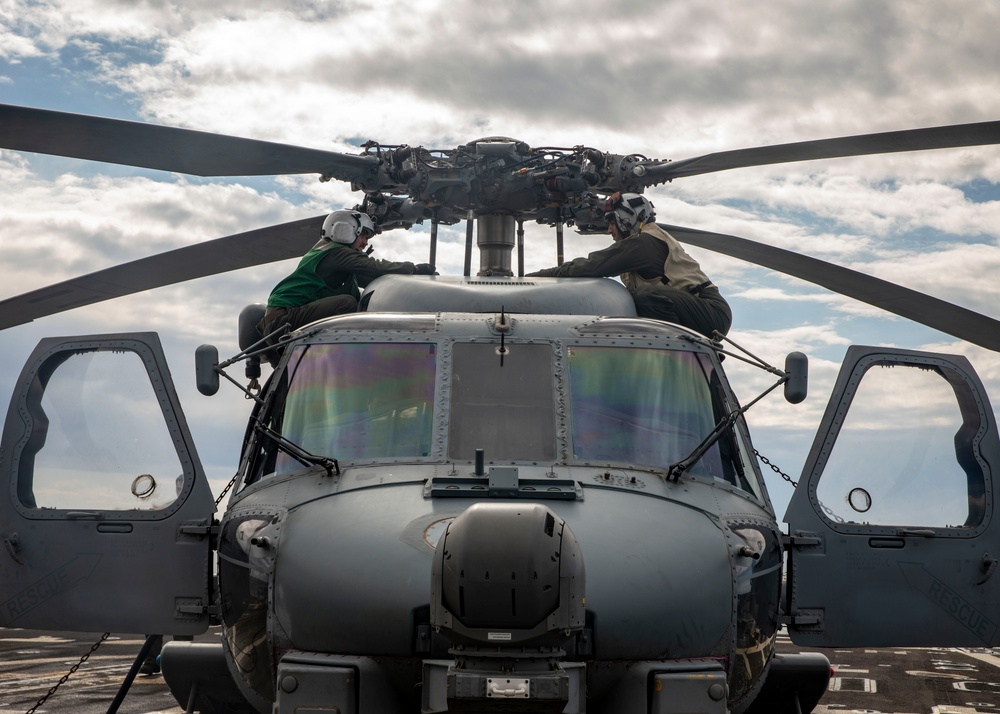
left=0, top=104, right=379, bottom=179
left=660, top=223, right=1000, bottom=352
left=0, top=215, right=325, bottom=330
left=642, top=121, right=1000, bottom=183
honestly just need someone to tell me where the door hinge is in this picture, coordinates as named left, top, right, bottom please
left=782, top=531, right=823, bottom=549
left=780, top=609, right=824, bottom=629
left=176, top=603, right=207, bottom=615
left=178, top=522, right=220, bottom=538
left=176, top=601, right=221, bottom=617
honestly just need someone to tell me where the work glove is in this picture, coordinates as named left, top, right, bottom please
left=414, top=263, right=437, bottom=275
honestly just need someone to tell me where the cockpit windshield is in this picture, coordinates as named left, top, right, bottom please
left=254, top=338, right=749, bottom=490
left=277, top=343, right=436, bottom=470
left=567, top=346, right=722, bottom=476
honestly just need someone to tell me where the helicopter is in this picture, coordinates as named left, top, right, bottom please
left=1, top=103, right=1000, bottom=714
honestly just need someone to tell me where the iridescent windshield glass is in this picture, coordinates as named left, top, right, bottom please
left=278, top=343, right=436, bottom=471
left=568, top=346, right=720, bottom=474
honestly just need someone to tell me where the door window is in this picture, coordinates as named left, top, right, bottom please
left=814, top=361, right=987, bottom=529
left=17, top=349, right=186, bottom=512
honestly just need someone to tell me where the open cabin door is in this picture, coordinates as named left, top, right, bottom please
left=0, top=333, right=215, bottom=635
left=785, top=345, right=1000, bottom=648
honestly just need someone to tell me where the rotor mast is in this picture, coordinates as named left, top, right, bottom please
left=476, top=214, right=516, bottom=277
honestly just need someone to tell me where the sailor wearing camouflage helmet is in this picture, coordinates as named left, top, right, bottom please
left=258, top=209, right=435, bottom=341
left=527, top=192, right=732, bottom=338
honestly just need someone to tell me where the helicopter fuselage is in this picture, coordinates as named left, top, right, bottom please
left=213, top=280, right=782, bottom=713
left=8, top=273, right=1000, bottom=714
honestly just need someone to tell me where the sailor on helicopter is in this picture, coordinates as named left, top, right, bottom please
left=257, top=209, right=436, bottom=341
left=528, top=192, right=732, bottom=338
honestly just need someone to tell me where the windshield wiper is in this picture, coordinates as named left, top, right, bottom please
left=252, top=420, right=340, bottom=477
left=666, top=372, right=787, bottom=482
left=667, top=410, right=744, bottom=482
left=667, top=332, right=805, bottom=482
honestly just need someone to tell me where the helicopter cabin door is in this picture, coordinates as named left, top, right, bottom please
left=785, top=345, right=1000, bottom=648
left=0, top=333, right=215, bottom=635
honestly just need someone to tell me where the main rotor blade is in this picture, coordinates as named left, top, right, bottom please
left=0, top=216, right=325, bottom=330
left=0, top=104, right=379, bottom=179
left=642, top=121, right=1000, bottom=183
left=660, top=222, right=1000, bottom=352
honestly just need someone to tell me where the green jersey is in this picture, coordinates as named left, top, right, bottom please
left=267, top=243, right=360, bottom=309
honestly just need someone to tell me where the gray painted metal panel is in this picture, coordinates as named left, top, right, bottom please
left=0, top=333, right=215, bottom=634
left=362, top=274, right=638, bottom=316
left=785, top=345, right=1000, bottom=647
left=271, top=479, right=732, bottom=660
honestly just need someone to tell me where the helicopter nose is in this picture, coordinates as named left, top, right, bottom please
left=427, top=502, right=586, bottom=710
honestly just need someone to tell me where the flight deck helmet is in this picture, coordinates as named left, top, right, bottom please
left=604, top=192, right=655, bottom=235
left=321, top=210, right=376, bottom=244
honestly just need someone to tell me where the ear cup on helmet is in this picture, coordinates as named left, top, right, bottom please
left=607, top=192, right=655, bottom=234
left=321, top=210, right=376, bottom=244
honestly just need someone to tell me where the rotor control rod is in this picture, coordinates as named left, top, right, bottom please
left=429, top=219, right=438, bottom=268
left=463, top=211, right=474, bottom=277
left=516, top=220, right=525, bottom=277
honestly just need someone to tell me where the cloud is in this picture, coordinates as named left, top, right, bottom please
left=3, top=0, right=1000, bottom=503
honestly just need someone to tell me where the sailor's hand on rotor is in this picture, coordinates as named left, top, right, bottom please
left=414, top=263, right=437, bottom=275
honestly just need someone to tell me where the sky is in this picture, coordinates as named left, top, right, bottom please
left=2, top=0, right=1000, bottom=520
